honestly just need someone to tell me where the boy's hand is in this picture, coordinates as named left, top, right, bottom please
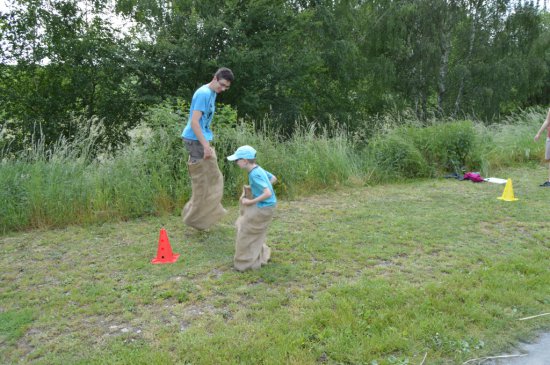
left=241, top=197, right=253, bottom=206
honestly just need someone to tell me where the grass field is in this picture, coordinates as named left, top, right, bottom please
left=1, top=165, right=549, bottom=365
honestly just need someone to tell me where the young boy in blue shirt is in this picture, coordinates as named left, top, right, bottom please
left=227, top=145, right=277, bottom=271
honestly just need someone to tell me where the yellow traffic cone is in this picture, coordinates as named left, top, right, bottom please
left=497, top=178, right=518, bottom=201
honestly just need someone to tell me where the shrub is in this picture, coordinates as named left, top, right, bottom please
left=401, top=120, right=479, bottom=174
left=368, top=133, right=430, bottom=180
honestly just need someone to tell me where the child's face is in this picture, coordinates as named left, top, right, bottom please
left=235, top=159, right=248, bottom=169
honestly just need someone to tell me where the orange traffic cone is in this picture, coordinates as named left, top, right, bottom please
left=151, top=228, right=180, bottom=264
left=497, top=178, right=518, bottom=202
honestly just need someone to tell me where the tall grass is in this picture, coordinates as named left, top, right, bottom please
left=476, top=108, right=546, bottom=172
left=263, top=123, right=361, bottom=196
left=1, top=106, right=547, bottom=233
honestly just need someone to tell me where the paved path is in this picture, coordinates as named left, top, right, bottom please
left=487, top=333, right=550, bottom=365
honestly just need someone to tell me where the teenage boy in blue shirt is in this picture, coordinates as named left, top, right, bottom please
left=182, top=67, right=234, bottom=162
left=180, top=67, right=234, bottom=230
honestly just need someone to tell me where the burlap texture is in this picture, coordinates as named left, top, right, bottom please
left=234, top=191, right=274, bottom=271
left=181, top=149, right=226, bottom=230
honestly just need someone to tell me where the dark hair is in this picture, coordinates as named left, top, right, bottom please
left=215, top=67, right=234, bottom=82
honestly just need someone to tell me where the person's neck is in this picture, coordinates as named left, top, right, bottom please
left=246, top=163, right=257, bottom=172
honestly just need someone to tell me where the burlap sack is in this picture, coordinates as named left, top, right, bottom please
left=181, top=149, right=226, bottom=230
left=234, top=188, right=274, bottom=271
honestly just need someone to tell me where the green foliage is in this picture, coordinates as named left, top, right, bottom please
left=267, top=123, right=361, bottom=196
left=0, top=107, right=548, bottom=233
left=475, top=108, right=546, bottom=172
left=364, top=107, right=547, bottom=181
left=0, top=0, right=140, bottom=150
left=0, top=118, right=29, bottom=154
left=2, top=0, right=550, bottom=147
left=215, top=121, right=260, bottom=199
left=368, top=133, right=430, bottom=180
left=401, top=120, right=478, bottom=174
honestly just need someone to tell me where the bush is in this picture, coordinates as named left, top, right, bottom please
left=402, top=120, right=479, bottom=174
left=368, top=133, right=430, bottom=180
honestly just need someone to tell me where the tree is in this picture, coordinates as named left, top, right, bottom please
left=0, top=0, right=139, bottom=148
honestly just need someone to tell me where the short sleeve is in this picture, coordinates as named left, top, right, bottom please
left=252, top=170, right=269, bottom=189
left=192, top=90, right=210, bottom=113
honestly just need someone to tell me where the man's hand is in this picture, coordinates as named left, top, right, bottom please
left=203, top=145, right=213, bottom=160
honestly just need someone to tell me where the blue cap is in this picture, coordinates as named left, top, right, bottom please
left=227, top=145, right=257, bottom=161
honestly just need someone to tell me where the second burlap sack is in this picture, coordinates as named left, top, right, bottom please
left=234, top=186, right=274, bottom=271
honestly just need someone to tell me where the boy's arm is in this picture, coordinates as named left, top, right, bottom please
left=534, top=108, right=550, bottom=142
left=270, top=175, right=277, bottom=185
left=241, top=187, right=272, bottom=206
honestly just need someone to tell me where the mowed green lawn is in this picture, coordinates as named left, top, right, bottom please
left=1, top=166, right=549, bottom=365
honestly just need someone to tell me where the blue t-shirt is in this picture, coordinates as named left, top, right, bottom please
left=249, top=166, right=276, bottom=208
left=181, top=84, right=216, bottom=141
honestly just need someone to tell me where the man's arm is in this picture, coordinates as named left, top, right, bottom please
left=190, top=110, right=213, bottom=159
left=534, top=109, right=550, bottom=142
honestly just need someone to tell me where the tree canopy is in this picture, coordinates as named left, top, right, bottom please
left=1, top=0, right=549, bottom=147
